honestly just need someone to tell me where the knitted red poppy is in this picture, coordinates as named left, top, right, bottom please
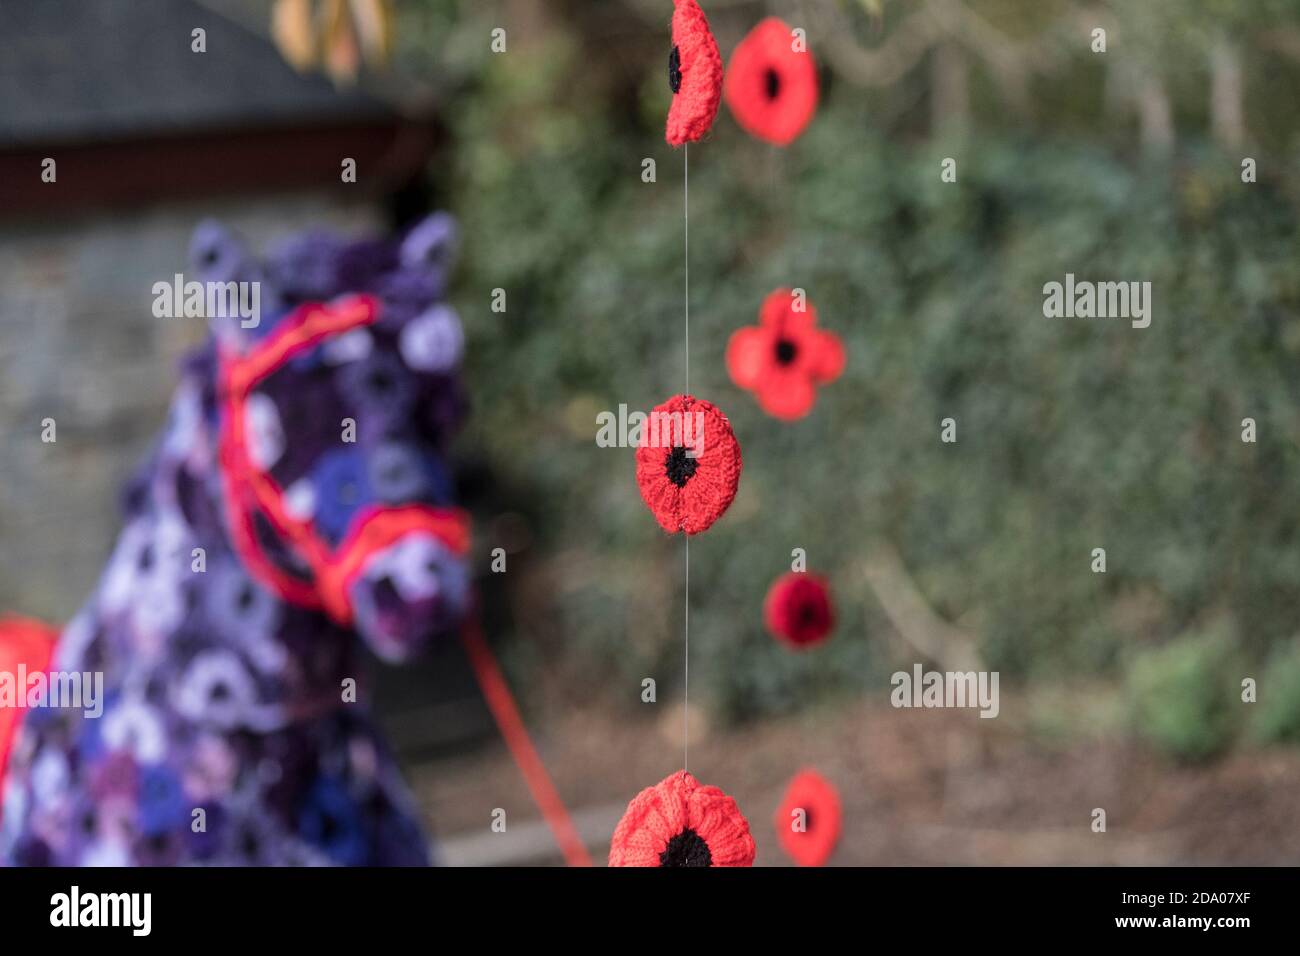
left=609, top=770, right=756, bottom=867
left=724, top=17, right=819, bottom=146
left=763, top=571, right=834, bottom=648
left=635, top=394, right=742, bottom=535
left=774, top=768, right=841, bottom=867
left=665, top=0, right=723, bottom=146
left=0, top=616, right=56, bottom=815
left=726, top=288, right=844, bottom=420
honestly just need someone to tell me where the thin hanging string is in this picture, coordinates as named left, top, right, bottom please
left=683, top=142, right=690, bottom=775
left=684, top=142, right=690, bottom=395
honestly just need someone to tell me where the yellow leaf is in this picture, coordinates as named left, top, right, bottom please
left=323, top=0, right=360, bottom=84
left=349, top=0, right=394, bottom=65
left=271, top=0, right=318, bottom=71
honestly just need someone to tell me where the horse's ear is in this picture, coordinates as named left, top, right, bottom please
left=187, top=220, right=270, bottom=350
left=399, top=213, right=458, bottom=277
left=189, top=220, right=253, bottom=283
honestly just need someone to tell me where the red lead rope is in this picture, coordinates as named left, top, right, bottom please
left=458, top=614, right=593, bottom=867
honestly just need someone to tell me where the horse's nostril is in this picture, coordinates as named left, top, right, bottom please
left=373, top=576, right=402, bottom=613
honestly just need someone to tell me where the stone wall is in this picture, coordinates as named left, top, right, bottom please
left=0, top=193, right=381, bottom=624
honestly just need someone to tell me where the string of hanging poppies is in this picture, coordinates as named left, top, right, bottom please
left=610, top=1, right=841, bottom=868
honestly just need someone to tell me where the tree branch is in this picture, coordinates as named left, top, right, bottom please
left=862, top=540, right=984, bottom=673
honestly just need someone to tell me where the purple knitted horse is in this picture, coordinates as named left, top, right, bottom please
left=0, top=214, right=474, bottom=866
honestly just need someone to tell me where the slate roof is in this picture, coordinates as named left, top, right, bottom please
left=0, top=0, right=395, bottom=149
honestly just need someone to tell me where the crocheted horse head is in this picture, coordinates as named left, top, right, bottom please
left=0, top=215, right=474, bottom=865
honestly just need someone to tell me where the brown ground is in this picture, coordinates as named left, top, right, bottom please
left=408, top=693, right=1300, bottom=866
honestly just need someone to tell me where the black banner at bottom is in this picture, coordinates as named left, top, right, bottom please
left=0, top=865, right=1286, bottom=942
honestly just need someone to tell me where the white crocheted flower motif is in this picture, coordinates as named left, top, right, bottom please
left=243, top=392, right=284, bottom=471
left=399, top=304, right=463, bottom=373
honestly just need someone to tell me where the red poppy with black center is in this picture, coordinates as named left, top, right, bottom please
left=724, top=17, right=819, bottom=146
left=635, top=394, right=741, bottom=535
left=726, top=288, right=844, bottom=420
left=609, top=770, right=756, bottom=867
left=774, top=768, right=841, bottom=867
left=665, top=0, right=723, bottom=146
left=763, top=571, right=834, bottom=648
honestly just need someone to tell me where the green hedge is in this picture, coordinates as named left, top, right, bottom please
left=443, top=33, right=1300, bottom=732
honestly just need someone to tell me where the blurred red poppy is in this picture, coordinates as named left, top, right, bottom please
left=635, top=394, right=742, bottom=535
left=774, top=768, right=841, bottom=866
left=666, top=0, right=723, bottom=146
left=724, top=17, right=819, bottom=146
left=763, top=571, right=834, bottom=648
left=609, top=770, right=756, bottom=867
left=0, top=616, right=56, bottom=805
left=726, top=288, right=844, bottom=420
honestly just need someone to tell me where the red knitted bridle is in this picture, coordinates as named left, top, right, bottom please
left=216, top=294, right=471, bottom=625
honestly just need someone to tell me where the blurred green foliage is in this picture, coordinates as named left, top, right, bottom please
left=395, top=1, right=1300, bottom=746
left=1252, top=639, right=1300, bottom=744
left=1126, top=627, right=1240, bottom=762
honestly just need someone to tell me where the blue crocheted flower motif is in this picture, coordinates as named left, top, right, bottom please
left=310, top=447, right=376, bottom=545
